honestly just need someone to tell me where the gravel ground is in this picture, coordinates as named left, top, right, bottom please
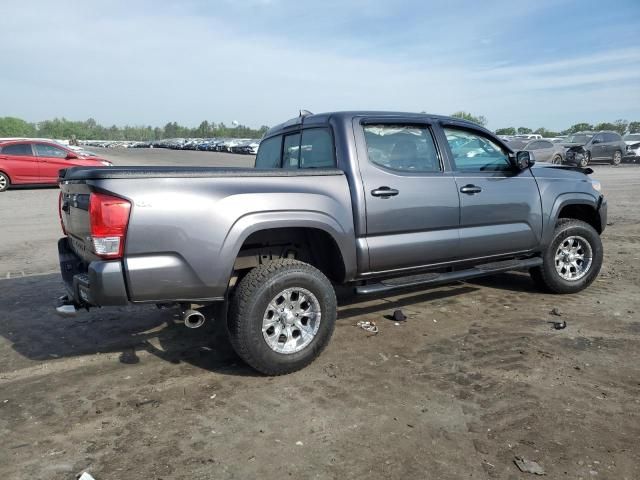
left=1, top=150, right=639, bottom=479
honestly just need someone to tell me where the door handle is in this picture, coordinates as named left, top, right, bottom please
left=460, top=184, right=482, bottom=194
left=371, top=186, right=399, bottom=198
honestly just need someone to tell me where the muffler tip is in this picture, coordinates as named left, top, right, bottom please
left=183, top=309, right=205, bottom=329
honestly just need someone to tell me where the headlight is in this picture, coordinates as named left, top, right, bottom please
left=101, top=161, right=113, bottom=167
left=591, top=180, right=602, bottom=192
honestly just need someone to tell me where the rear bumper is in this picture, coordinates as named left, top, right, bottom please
left=58, top=238, right=129, bottom=306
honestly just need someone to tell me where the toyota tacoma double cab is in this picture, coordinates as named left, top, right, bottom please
left=56, top=111, right=607, bottom=375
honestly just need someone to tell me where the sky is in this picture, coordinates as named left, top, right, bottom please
left=1, top=0, right=639, bottom=131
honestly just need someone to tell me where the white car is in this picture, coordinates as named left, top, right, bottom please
left=623, top=134, right=640, bottom=162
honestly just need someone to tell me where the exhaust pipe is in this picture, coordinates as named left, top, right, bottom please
left=183, top=309, right=205, bottom=329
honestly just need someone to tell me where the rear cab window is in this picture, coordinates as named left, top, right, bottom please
left=255, top=128, right=336, bottom=169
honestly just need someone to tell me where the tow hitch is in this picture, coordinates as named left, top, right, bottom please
left=55, top=295, right=80, bottom=318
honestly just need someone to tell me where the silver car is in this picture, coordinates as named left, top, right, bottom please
left=524, top=139, right=566, bottom=164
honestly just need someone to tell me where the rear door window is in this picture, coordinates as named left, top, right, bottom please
left=363, top=124, right=441, bottom=173
left=1, top=143, right=33, bottom=156
left=299, top=129, right=335, bottom=168
left=255, top=135, right=281, bottom=168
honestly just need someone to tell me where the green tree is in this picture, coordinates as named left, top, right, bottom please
left=495, top=127, right=516, bottom=135
left=628, top=121, right=640, bottom=134
left=451, top=111, right=487, bottom=127
left=517, top=127, right=532, bottom=134
left=0, top=117, right=37, bottom=137
left=565, top=123, right=593, bottom=134
left=612, top=119, right=628, bottom=135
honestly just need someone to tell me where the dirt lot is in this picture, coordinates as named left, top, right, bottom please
left=1, top=150, right=639, bottom=479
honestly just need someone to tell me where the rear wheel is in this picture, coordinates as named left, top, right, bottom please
left=530, top=219, right=602, bottom=294
left=228, top=259, right=337, bottom=375
left=0, top=172, right=10, bottom=192
left=612, top=150, right=622, bottom=166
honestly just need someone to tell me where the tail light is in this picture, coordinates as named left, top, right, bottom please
left=89, top=192, right=131, bottom=258
left=58, top=191, right=67, bottom=235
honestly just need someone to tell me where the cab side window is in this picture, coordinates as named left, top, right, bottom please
left=444, top=128, right=511, bottom=172
left=363, top=124, right=441, bottom=173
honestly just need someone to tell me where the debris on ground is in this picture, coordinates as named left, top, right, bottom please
left=295, top=441, right=304, bottom=446
left=549, top=307, right=562, bottom=316
left=356, top=321, right=379, bottom=334
left=514, top=456, right=545, bottom=475
left=548, top=320, right=567, bottom=330
left=78, top=473, right=96, bottom=480
left=392, top=309, right=407, bottom=321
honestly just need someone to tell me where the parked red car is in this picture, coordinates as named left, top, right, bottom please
left=0, top=139, right=112, bottom=192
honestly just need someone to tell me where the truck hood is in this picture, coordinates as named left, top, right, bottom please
left=531, top=163, right=593, bottom=179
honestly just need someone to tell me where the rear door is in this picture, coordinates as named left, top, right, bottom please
left=34, top=143, right=73, bottom=183
left=439, top=124, right=542, bottom=260
left=354, top=118, right=460, bottom=272
left=590, top=133, right=606, bottom=159
left=0, top=142, right=38, bottom=182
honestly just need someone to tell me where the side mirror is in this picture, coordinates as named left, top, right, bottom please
left=66, top=152, right=78, bottom=160
left=515, top=151, right=535, bottom=169
left=591, top=138, right=600, bottom=144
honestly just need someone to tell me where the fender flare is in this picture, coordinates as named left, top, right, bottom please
left=215, top=210, right=357, bottom=293
left=542, top=192, right=600, bottom=248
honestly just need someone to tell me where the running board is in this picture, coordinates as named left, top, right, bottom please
left=355, top=257, right=543, bottom=295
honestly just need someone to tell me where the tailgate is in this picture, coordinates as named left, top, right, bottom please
left=60, top=182, right=99, bottom=263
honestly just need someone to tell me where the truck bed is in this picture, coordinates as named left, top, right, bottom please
left=59, top=166, right=344, bottom=181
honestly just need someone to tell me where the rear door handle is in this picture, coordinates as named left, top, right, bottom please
left=460, top=184, right=482, bottom=194
left=371, top=186, right=399, bottom=198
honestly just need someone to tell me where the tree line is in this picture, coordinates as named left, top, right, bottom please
left=2, top=114, right=639, bottom=142
left=450, top=112, right=639, bottom=137
left=0, top=117, right=270, bottom=141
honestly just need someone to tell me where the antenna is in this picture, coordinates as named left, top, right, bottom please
left=299, top=109, right=313, bottom=118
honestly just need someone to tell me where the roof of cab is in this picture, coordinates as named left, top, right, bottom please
left=263, top=111, right=488, bottom=138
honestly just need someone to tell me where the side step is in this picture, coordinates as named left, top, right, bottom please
left=355, top=257, right=543, bottom=295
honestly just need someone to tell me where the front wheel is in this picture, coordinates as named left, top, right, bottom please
left=530, top=219, right=603, bottom=294
left=612, top=150, right=622, bottom=166
left=228, top=259, right=337, bottom=375
left=552, top=155, right=563, bottom=165
left=579, top=151, right=590, bottom=168
left=0, top=172, right=10, bottom=192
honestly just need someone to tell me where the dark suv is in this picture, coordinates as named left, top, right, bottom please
left=564, top=131, right=626, bottom=167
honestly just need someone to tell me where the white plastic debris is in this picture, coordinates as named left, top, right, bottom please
left=79, top=473, right=96, bottom=480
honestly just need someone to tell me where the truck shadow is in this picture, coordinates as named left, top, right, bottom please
left=0, top=272, right=538, bottom=377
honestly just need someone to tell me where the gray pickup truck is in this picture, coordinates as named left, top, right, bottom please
left=56, top=111, right=607, bottom=374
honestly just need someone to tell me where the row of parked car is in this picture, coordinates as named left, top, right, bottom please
left=500, top=132, right=640, bottom=166
left=80, top=138, right=262, bottom=155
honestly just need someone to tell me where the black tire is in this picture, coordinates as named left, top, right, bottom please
left=0, top=171, right=10, bottom=192
left=552, top=155, right=563, bottom=165
left=612, top=150, right=622, bottom=166
left=579, top=151, right=590, bottom=168
left=228, top=259, right=337, bottom=375
left=530, top=219, right=603, bottom=294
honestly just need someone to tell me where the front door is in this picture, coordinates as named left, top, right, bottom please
left=590, top=133, right=607, bottom=160
left=34, top=143, right=73, bottom=183
left=355, top=120, right=460, bottom=272
left=440, top=125, right=542, bottom=260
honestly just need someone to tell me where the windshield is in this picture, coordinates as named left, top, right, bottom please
left=565, top=134, right=592, bottom=144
